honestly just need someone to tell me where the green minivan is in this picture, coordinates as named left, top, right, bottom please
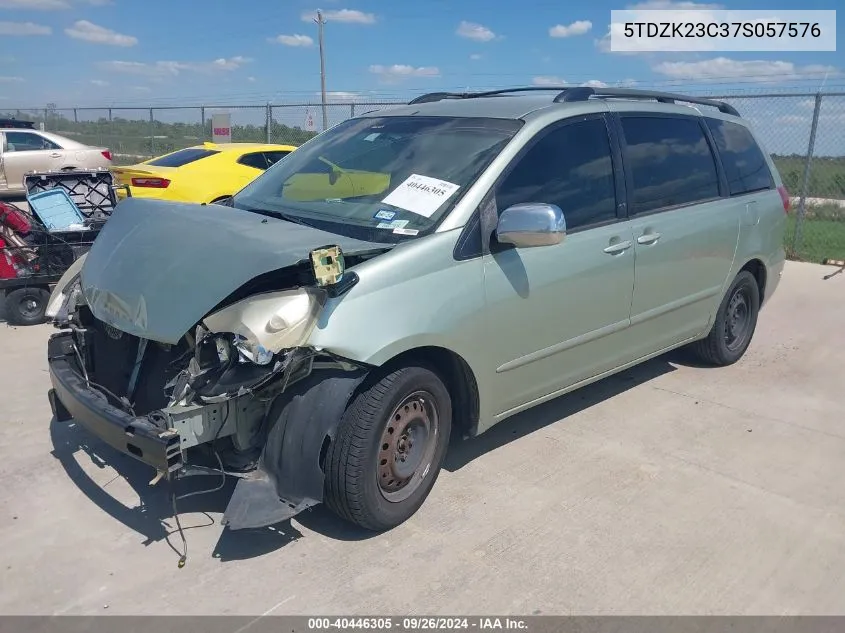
left=46, top=87, right=788, bottom=537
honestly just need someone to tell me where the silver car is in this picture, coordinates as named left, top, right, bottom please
left=0, top=120, right=112, bottom=194
left=45, top=87, right=787, bottom=539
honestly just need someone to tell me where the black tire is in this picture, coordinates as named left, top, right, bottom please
left=5, top=287, right=51, bottom=326
left=324, top=365, right=452, bottom=531
left=690, top=271, right=760, bottom=366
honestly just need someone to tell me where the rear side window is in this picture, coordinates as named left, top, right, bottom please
left=147, top=147, right=220, bottom=167
left=496, top=118, right=617, bottom=231
left=705, top=118, right=774, bottom=196
left=238, top=152, right=270, bottom=170
left=621, top=116, right=720, bottom=214
left=264, top=151, right=291, bottom=166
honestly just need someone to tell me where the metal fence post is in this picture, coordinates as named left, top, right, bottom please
left=200, top=106, right=205, bottom=141
left=73, top=108, right=78, bottom=123
left=350, top=104, right=355, bottom=118
left=149, top=108, right=154, bottom=157
left=265, top=102, right=271, bottom=143
left=43, top=108, right=48, bottom=129
left=792, top=92, right=823, bottom=254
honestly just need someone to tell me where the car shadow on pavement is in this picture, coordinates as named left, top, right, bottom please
left=48, top=418, right=304, bottom=562
left=444, top=354, right=680, bottom=472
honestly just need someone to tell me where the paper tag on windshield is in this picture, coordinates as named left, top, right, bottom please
left=381, top=174, right=460, bottom=218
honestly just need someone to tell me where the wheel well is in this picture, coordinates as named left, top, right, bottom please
left=381, top=346, right=480, bottom=437
left=740, top=259, right=767, bottom=305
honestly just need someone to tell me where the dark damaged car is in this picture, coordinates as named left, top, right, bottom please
left=45, top=88, right=787, bottom=533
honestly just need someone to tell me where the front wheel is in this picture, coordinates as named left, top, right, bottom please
left=5, top=287, right=51, bottom=326
left=690, top=271, right=760, bottom=366
left=324, top=365, right=452, bottom=531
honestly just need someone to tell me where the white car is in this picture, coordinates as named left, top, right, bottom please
left=0, top=119, right=112, bottom=195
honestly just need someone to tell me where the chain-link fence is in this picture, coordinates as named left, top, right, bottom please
left=2, top=93, right=843, bottom=262
left=710, top=92, right=845, bottom=263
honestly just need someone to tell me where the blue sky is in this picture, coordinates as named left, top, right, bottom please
left=0, top=0, right=841, bottom=108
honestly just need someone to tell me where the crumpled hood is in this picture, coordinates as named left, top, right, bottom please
left=81, top=198, right=384, bottom=344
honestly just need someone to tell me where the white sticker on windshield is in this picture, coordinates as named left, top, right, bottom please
left=381, top=174, right=460, bottom=218
left=376, top=219, right=409, bottom=230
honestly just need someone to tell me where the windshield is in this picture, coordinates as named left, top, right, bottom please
left=232, top=116, right=522, bottom=242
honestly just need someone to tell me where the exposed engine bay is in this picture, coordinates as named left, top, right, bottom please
left=47, top=239, right=381, bottom=547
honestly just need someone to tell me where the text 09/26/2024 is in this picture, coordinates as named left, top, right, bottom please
left=609, top=9, right=836, bottom=52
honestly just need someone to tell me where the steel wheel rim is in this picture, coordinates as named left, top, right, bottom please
left=19, top=295, right=42, bottom=320
left=724, top=286, right=751, bottom=352
left=377, top=390, right=439, bottom=503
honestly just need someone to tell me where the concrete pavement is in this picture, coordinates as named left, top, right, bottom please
left=1, top=260, right=844, bottom=615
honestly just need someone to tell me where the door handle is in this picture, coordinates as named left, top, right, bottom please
left=637, top=232, right=662, bottom=245
left=603, top=240, right=632, bottom=255
left=50, top=153, right=62, bottom=158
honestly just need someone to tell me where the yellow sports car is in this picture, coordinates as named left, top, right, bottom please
left=113, top=142, right=297, bottom=204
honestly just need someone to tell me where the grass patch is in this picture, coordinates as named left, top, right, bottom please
left=785, top=204, right=845, bottom=263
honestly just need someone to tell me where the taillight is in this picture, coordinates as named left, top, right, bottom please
left=777, top=185, right=790, bottom=213
left=101, top=150, right=112, bottom=161
left=131, top=177, right=170, bottom=188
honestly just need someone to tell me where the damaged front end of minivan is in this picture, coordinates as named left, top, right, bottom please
left=46, top=199, right=389, bottom=531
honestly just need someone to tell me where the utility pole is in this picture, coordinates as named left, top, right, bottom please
left=314, top=9, right=328, bottom=131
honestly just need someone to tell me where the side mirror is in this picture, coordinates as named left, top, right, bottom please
left=495, top=203, right=566, bottom=248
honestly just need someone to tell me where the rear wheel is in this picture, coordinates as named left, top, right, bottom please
left=690, top=271, right=760, bottom=366
left=324, top=365, right=452, bottom=531
left=5, top=287, right=51, bottom=326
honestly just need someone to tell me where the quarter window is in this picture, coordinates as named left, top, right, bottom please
left=705, top=118, right=774, bottom=196
left=238, top=152, right=270, bottom=170
left=264, top=151, right=291, bottom=166
left=621, top=116, right=720, bottom=214
left=496, top=118, right=617, bottom=231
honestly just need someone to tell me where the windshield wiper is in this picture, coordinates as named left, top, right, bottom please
left=237, top=205, right=315, bottom=228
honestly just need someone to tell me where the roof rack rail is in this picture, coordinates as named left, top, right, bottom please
left=407, top=86, right=568, bottom=105
left=553, top=86, right=740, bottom=116
left=407, top=86, right=740, bottom=117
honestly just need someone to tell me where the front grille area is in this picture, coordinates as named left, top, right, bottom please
left=74, top=306, right=191, bottom=414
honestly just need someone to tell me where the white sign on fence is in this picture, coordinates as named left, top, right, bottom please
left=211, top=113, right=231, bottom=143
left=305, top=109, right=315, bottom=132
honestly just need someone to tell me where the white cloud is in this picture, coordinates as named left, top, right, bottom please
left=0, top=0, right=69, bottom=8
left=81, top=0, right=113, bottom=4
left=247, top=76, right=256, bottom=82
left=652, top=57, right=839, bottom=82
left=0, top=76, right=24, bottom=82
left=99, top=57, right=251, bottom=77
left=65, top=20, right=137, bottom=47
left=271, top=34, right=313, bottom=47
left=549, top=20, right=592, bottom=38
left=456, top=20, right=496, bottom=42
left=627, top=0, right=722, bottom=8
left=301, top=8, right=376, bottom=24
left=130, top=86, right=151, bottom=93
left=322, top=91, right=367, bottom=102
left=595, top=0, right=721, bottom=53
left=0, top=21, right=51, bottom=35
left=470, top=53, right=483, bottom=61
left=532, top=76, right=567, bottom=86
left=582, top=79, right=608, bottom=87
left=89, top=78, right=108, bottom=86
left=369, top=64, right=440, bottom=82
